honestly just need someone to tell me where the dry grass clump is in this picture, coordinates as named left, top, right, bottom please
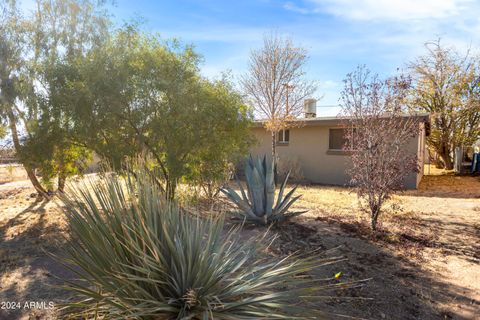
left=297, top=185, right=358, bottom=218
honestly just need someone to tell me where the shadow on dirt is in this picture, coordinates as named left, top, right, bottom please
left=0, top=197, right=75, bottom=320
left=272, top=216, right=480, bottom=320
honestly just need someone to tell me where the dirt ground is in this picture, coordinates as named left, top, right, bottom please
left=0, top=169, right=479, bottom=319
left=292, top=174, right=480, bottom=319
left=0, top=165, right=27, bottom=185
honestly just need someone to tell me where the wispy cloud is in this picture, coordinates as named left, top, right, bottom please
left=283, top=2, right=310, bottom=14
left=107, top=0, right=480, bottom=106
left=281, top=0, right=480, bottom=67
left=308, top=0, right=475, bottom=21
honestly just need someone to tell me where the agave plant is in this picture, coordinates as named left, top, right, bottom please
left=221, top=155, right=306, bottom=225
left=57, top=169, right=361, bottom=319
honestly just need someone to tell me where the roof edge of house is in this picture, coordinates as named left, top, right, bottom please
left=251, top=113, right=431, bottom=128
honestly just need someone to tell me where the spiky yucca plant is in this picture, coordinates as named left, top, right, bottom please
left=58, top=170, right=360, bottom=319
left=221, top=155, right=305, bottom=225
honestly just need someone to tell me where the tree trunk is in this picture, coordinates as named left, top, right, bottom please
left=166, top=179, right=177, bottom=201
left=370, top=203, right=380, bottom=231
left=438, top=145, right=454, bottom=170
left=57, top=175, right=66, bottom=193
left=7, top=108, right=50, bottom=199
left=443, top=156, right=453, bottom=170
left=271, top=130, right=278, bottom=185
left=57, top=157, right=66, bottom=193
left=371, top=215, right=378, bottom=231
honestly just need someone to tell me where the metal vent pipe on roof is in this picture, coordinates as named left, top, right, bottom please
left=304, top=99, right=317, bottom=118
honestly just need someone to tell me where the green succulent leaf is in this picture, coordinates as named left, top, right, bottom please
left=221, top=155, right=307, bottom=225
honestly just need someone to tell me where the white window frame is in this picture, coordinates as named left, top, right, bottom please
left=277, top=129, right=290, bottom=144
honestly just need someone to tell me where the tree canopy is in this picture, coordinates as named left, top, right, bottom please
left=409, top=40, right=480, bottom=169
left=0, top=1, right=252, bottom=199
left=69, top=27, right=252, bottom=198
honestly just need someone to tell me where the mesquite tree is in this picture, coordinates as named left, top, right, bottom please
left=341, top=66, right=421, bottom=231
left=242, top=32, right=316, bottom=175
left=73, top=28, right=252, bottom=199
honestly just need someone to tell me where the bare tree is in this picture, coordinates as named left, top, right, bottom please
left=242, top=32, right=316, bottom=173
left=409, top=39, right=480, bottom=170
left=341, top=66, right=421, bottom=231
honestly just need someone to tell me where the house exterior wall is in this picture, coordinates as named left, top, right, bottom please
left=416, top=122, right=426, bottom=187
left=250, top=122, right=426, bottom=189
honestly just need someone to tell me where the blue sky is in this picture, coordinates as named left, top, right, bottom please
left=23, top=0, right=480, bottom=115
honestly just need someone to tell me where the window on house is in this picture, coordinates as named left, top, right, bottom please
left=329, top=128, right=357, bottom=151
left=277, top=129, right=290, bottom=144
left=329, top=128, right=347, bottom=150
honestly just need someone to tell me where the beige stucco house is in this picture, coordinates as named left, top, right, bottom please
left=250, top=108, right=430, bottom=189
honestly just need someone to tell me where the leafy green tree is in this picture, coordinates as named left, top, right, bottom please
left=0, top=0, right=50, bottom=197
left=74, top=28, right=252, bottom=198
left=185, top=76, right=253, bottom=199
left=20, top=0, right=109, bottom=192
left=409, top=40, right=480, bottom=169
left=2, top=2, right=250, bottom=198
left=0, top=0, right=109, bottom=196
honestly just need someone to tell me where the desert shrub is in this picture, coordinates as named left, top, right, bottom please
left=221, top=155, right=305, bottom=225
left=340, top=66, right=420, bottom=231
left=59, top=169, right=354, bottom=319
left=188, top=160, right=236, bottom=202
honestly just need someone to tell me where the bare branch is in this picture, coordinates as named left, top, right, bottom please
left=241, top=32, right=317, bottom=176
